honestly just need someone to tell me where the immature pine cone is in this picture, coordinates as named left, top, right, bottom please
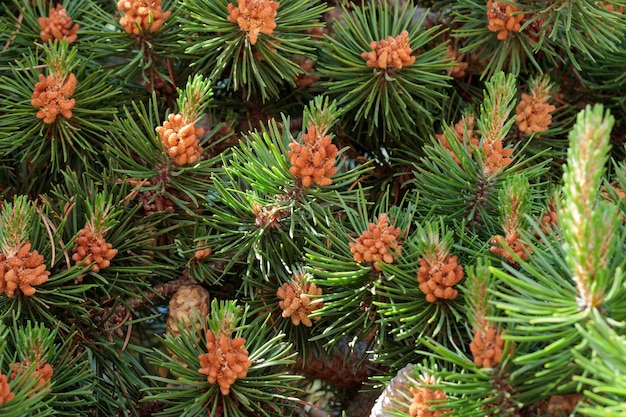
left=361, top=30, right=416, bottom=70
left=198, top=331, right=252, bottom=395
left=370, top=364, right=414, bottom=416
left=38, top=4, right=79, bottom=43
left=117, top=0, right=171, bottom=35
left=487, top=0, right=525, bottom=40
left=72, top=224, right=118, bottom=280
left=0, top=242, right=50, bottom=298
left=515, top=83, right=556, bottom=135
left=409, top=373, right=448, bottom=417
left=31, top=73, right=77, bottom=124
left=227, top=0, right=279, bottom=45
left=156, top=113, right=204, bottom=166
left=547, top=394, right=582, bottom=416
left=298, top=341, right=372, bottom=391
left=276, top=280, right=323, bottom=327
left=288, top=124, right=338, bottom=187
left=469, top=326, right=506, bottom=368
left=349, top=214, right=402, bottom=271
left=0, top=373, right=13, bottom=405
left=417, top=253, right=463, bottom=303
left=166, top=284, right=210, bottom=339
left=139, top=191, right=175, bottom=215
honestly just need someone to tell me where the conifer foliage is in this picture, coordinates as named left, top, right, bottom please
left=1, top=0, right=626, bottom=416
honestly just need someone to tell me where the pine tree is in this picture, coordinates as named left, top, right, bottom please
left=1, top=1, right=625, bottom=416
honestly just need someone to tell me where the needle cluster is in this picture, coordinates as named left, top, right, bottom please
left=198, top=330, right=252, bottom=395
left=0, top=242, right=50, bottom=298
left=72, top=223, right=118, bottom=280
left=487, top=0, right=524, bottom=41
left=361, top=31, right=416, bottom=71
left=515, top=77, right=557, bottom=135
left=31, top=73, right=77, bottom=124
left=349, top=214, right=402, bottom=271
left=156, top=113, right=204, bottom=166
left=469, top=326, right=506, bottom=368
left=417, top=252, right=463, bottom=303
left=276, top=279, right=323, bottom=327
left=117, top=0, right=171, bottom=34
left=288, top=124, right=338, bottom=187
left=0, top=373, right=13, bottom=406
left=38, top=4, right=79, bottom=43
left=409, top=372, right=448, bottom=417
left=227, top=0, right=279, bottom=45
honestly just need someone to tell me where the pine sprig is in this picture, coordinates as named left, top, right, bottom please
left=410, top=72, right=550, bottom=238
left=317, top=0, right=454, bottom=150
left=488, top=174, right=540, bottom=265
left=561, top=104, right=617, bottom=310
left=7, top=320, right=96, bottom=416
left=0, top=40, right=121, bottom=174
left=451, top=0, right=559, bottom=78
left=104, top=94, right=224, bottom=217
left=304, top=187, right=416, bottom=350
left=477, top=72, right=517, bottom=144
left=177, top=74, right=213, bottom=124
left=488, top=215, right=626, bottom=401
left=43, top=169, right=179, bottom=297
left=462, top=260, right=496, bottom=332
left=0, top=195, right=36, bottom=255
left=77, top=0, right=189, bottom=92
left=198, top=101, right=372, bottom=290
left=144, top=300, right=301, bottom=417
left=0, top=195, right=94, bottom=328
left=373, top=216, right=471, bottom=370
left=180, top=0, right=328, bottom=101
left=518, top=0, right=626, bottom=69
left=199, top=117, right=309, bottom=288
left=302, top=95, right=340, bottom=135
left=499, top=175, right=532, bottom=230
